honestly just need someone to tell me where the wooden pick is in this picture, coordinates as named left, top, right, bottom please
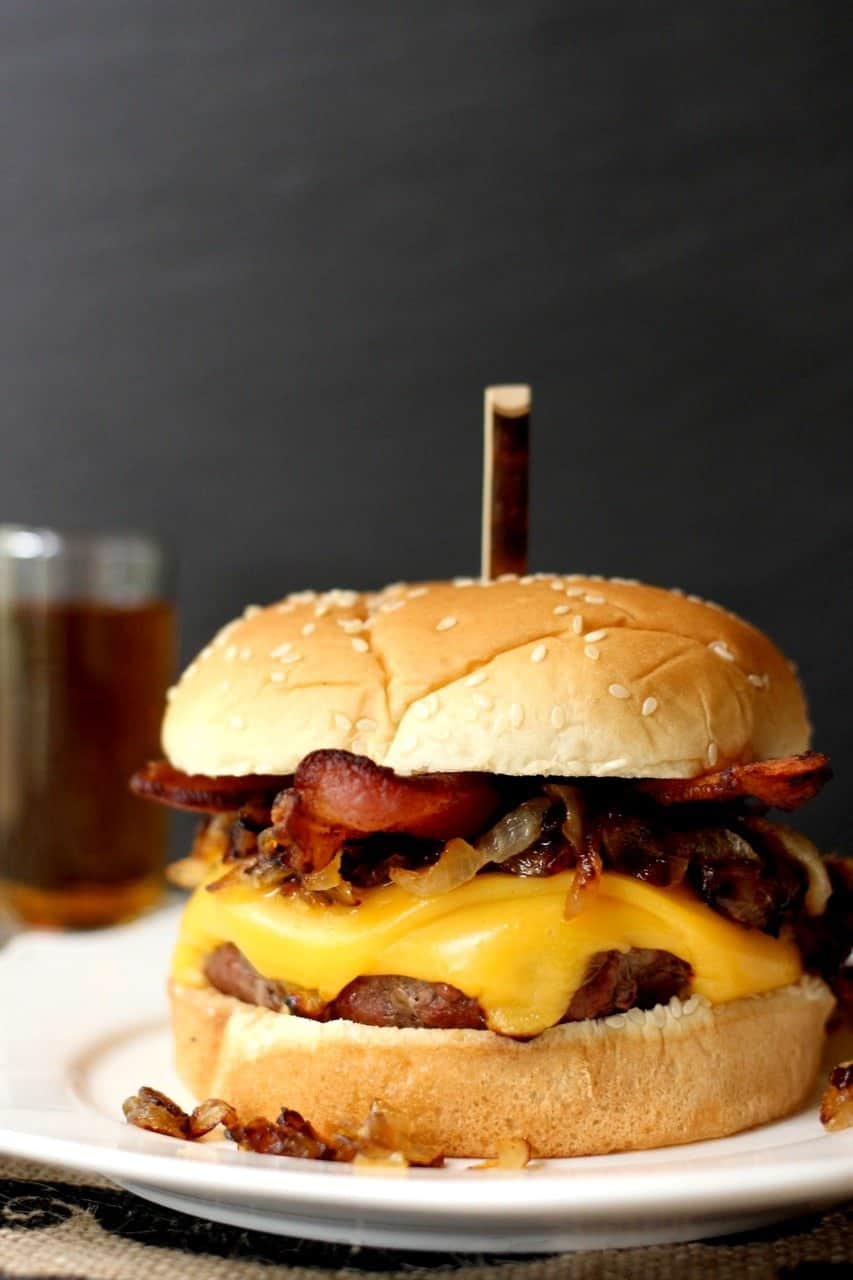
left=481, top=385, right=531, bottom=580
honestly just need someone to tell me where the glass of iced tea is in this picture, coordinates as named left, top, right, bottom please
left=0, top=526, right=176, bottom=928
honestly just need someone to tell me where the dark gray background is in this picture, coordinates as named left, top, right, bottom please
left=1, top=3, right=850, bottom=846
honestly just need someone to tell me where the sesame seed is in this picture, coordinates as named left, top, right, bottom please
left=531, top=643, right=547, bottom=663
left=351, top=636, right=369, bottom=653
left=549, top=579, right=566, bottom=591
left=327, top=589, right=358, bottom=608
left=313, top=601, right=330, bottom=617
left=550, top=705, right=565, bottom=729
left=269, top=671, right=285, bottom=683
left=414, top=695, right=437, bottom=720
left=436, top=615, right=457, bottom=632
left=464, top=670, right=486, bottom=687
left=289, top=590, right=317, bottom=604
left=473, top=692, right=493, bottom=710
left=748, top=672, right=764, bottom=688
left=509, top=703, right=525, bottom=728
left=519, top=574, right=536, bottom=585
left=584, top=593, right=605, bottom=605
left=334, top=713, right=352, bottom=732
left=584, top=644, right=600, bottom=660
left=229, top=714, right=245, bottom=730
left=553, top=604, right=571, bottom=616
left=338, top=618, right=365, bottom=633
left=687, top=593, right=703, bottom=604
left=200, top=645, right=214, bottom=661
left=380, top=599, right=405, bottom=613
left=301, top=622, right=316, bottom=637
left=275, top=602, right=295, bottom=613
left=243, top=605, right=262, bottom=619
left=280, top=652, right=302, bottom=664
left=497, top=573, right=517, bottom=582
left=601, top=756, right=630, bottom=772
left=707, top=741, right=719, bottom=767
left=239, top=647, right=253, bottom=661
left=165, top=686, right=176, bottom=702
left=641, top=697, right=658, bottom=717
left=269, top=643, right=292, bottom=658
left=385, top=581, right=406, bottom=593
left=709, top=640, right=735, bottom=662
left=356, top=718, right=377, bottom=732
left=565, top=587, right=585, bottom=598
left=584, top=629, right=608, bottom=643
left=183, top=663, right=198, bottom=680
left=453, top=576, right=475, bottom=587
left=224, top=645, right=238, bottom=662
left=608, top=683, right=630, bottom=699
left=572, top=615, right=584, bottom=634
left=407, top=585, right=429, bottom=598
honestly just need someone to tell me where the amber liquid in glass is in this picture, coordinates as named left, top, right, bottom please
left=0, top=600, right=175, bottom=927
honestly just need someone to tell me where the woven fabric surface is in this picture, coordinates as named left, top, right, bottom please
left=1, top=1155, right=852, bottom=1280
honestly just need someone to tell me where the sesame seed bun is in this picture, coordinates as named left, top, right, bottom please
left=169, top=974, right=833, bottom=1157
left=162, top=576, right=809, bottom=779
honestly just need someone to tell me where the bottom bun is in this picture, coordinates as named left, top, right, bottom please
left=170, top=976, right=833, bottom=1158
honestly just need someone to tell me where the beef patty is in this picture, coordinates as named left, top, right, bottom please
left=203, top=942, right=692, bottom=1034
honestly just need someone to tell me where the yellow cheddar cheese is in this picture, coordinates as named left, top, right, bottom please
left=172, top=870, right=802, bottom=1036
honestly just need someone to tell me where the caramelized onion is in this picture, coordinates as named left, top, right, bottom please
left=543, top=783, right=601, bottom=918
left=821, top=1062, right=853, bottom=1131
left=354, top=1100, right=443, bottom=1168
left=167, top=815, right=232, bottom=889
left=390, top=797, right=552, bottom=897
left=545, top=783, right=584, bottom=850
left=563, top=835, right=603, bottom=919
left=472, top=1138, right=531, bottom=1170
left=748, top=817, right=832, bottom=917
left=302, top=852, right=344, bottom=892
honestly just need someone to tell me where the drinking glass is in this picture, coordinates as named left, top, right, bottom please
left=0, top=526, right=176, bottom=928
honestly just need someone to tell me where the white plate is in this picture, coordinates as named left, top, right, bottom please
left=1, top=905, right=852, bottom=1253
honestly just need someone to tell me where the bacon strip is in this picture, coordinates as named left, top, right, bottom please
left=130, top=760, right=288, bottom=812
left=295, top=750, right=500, bottom=839
left=270, top=750, right=501, bottom=873
left=636, top=753, right=831, bottom=811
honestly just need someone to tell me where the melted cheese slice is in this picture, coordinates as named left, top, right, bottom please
left=172, top=871, right=802, bottom=1036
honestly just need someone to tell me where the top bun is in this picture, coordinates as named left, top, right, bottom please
left=162, top=576, right=809, bottom=780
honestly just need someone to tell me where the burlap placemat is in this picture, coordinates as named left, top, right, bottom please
left=1, top=1154, right=851, bottom=1280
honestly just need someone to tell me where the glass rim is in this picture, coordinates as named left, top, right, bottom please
left=0, top=524, right=168, bottom=563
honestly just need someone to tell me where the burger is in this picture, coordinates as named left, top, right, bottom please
left=131, top=575, right=849, bottom=1158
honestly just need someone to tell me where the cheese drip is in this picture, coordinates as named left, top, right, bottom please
left=172, top=870, right=802, bottom=1037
